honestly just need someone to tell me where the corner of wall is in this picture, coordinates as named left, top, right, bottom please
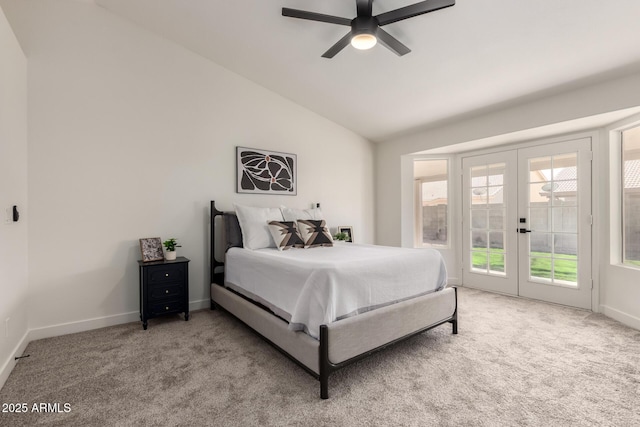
left=0, top=330, right=29, bottom=390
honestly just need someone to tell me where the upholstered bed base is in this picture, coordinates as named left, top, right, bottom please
left=209, top=201, right=458, bottom=399
left=211, top=283, right=320, bottom=375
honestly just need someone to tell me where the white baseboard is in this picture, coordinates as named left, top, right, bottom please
left=600, top=304, right=640, bottom=331
left=447, top=277, right=461, bottom=286
left=0, top=330, right=30, bottom=391
left=29, top=299, right=212, bottom=341
left=190, top=299, right=211, bottom=311
left=1, top=298, right=213, bottom=391
left=28, top=311, right=141, bottom=342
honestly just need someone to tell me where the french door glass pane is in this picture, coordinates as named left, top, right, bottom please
left=554, top=234, right=577, bottom=257
left=489, top=209, right=504, bottom=229
left=552, top=179, right=577, bottom=206
left=472, top=231, right=488, bottom=249
left=530, top=257, right=553, bottom=280
left=472, top=210, right=487, bottom=229
left=531, top=232, right=552, bottom=255
left=554, top=259, right=577, bottom=283
left=530, top=208, right=550, bottom=231
left=552, top=207, right=577, bottom=233
left=471, top=191, right=488, bottom=205
left=471, top=166, right=488, bottom=186
left=489, top=252, right=505, bottom=273
left=552, top=153, right=577, bottom=178
left=488, top=186, right=504, bottom=203
left=469, top=162, right=507, bottom=275
left=488, top=164, right=505, bottom=182
left=529, top=157, right=552, bottom=182
left=472, top=251, right=488, bottom=270
left=529, top=183, right=548, bottom=204
left=489, top=231, right=504, bottom=250
left=528, top=153, right=578, bottom=286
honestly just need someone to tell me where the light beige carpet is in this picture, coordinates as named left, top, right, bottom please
left=1, top=287, right=639, bottom=426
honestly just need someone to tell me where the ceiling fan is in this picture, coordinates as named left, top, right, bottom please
left=282, top=0, right=455, bottom=58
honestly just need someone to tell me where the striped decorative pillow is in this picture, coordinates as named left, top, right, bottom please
left=267, top=221, right=305, bottom=251
left=297, top=219, right=334, bottom=248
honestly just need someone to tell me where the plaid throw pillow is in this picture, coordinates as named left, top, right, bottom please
left=267, top=221, right=305, bottom=251
left=297, top=219, right=334, bottom=248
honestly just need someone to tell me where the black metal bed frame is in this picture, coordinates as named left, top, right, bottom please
left=209, top=200, right=458, bottom=399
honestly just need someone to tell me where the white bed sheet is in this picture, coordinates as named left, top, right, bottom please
left=224, top=244, right=447, bottom=339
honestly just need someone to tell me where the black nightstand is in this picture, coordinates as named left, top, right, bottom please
left=138, top=257, right=190, bottom=330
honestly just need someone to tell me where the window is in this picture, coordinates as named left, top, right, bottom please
left=414, top=159, right=448, bottom=246
left=622, top=125, right=640, bottom=267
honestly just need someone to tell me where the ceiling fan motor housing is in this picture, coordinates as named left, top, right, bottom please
left=351, top=16, right=378, bottom=37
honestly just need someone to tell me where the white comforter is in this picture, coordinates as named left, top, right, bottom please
left=225, top=244, right=447, bottom=339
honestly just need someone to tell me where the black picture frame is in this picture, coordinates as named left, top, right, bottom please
left=139, top=237, right=163, bottom=262
left=338, top=226, right=353, bottom=243
left=236, top=146, right=297, bottom=195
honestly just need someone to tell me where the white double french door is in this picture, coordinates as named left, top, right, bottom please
left=462, top=138, right=592, bottom=310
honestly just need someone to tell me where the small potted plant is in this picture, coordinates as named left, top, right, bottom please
left=333, top=232, right=349, bottom=242
left=162, top=238, right=181, bottom=260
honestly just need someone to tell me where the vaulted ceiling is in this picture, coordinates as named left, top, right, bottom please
left=95, top=0, right=640, bottom=142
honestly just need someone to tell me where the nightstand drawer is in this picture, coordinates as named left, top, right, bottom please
left=147, top=264, right=185, bottom=284
left=148, top=282, right=184, bottom=300
left=149, top=299, right=184, bottom=316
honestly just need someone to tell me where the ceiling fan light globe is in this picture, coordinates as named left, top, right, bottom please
left=351, top=34, right=377, bottom=50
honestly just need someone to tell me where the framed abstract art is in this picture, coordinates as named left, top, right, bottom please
left=236, top=147, right=296, bottom=195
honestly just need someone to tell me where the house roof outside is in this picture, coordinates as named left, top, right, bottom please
left=625, top=159, right=640, bottom=189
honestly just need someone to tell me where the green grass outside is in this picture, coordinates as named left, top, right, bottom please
left=472, top=249, right=577, bottom=282
left=624, top=259, right=640, bottom=267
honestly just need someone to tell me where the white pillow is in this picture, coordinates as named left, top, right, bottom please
left=234, top=204, right=284, bottom=250
left=280, top=206, right=324, bottom=222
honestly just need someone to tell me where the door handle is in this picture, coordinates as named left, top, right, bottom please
left=518, top=228, right=531, bottom=233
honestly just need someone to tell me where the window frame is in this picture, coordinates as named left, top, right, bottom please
left=621, top=123, right=640, bottom=269
left=413, top=158, right=451, bottom=249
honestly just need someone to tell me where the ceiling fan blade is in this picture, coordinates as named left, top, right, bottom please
left=376, top=28, right=411, bottom=56
left=356, top=0, right=373, bottom=17
left=322, top=32, right=353, bottom=58
left=282, top=8, right=351, bottom=26
left=376, top=0, right=455, bottom=26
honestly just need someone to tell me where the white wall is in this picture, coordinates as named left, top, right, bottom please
left=0, top=4, right=28, bottom=388
left=0, top=0, right=374, bottom=337
left=375, top=71, right=640, bottom=328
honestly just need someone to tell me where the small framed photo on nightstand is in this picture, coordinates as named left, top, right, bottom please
left=139, top=237, right=163, bottom=262
left=338, top=226, right=354, bottom=243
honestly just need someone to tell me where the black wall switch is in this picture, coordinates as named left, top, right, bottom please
left=12, top=205, right=19, bottom=222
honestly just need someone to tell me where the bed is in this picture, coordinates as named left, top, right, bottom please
left=209, top=201, right=457, bottom=399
